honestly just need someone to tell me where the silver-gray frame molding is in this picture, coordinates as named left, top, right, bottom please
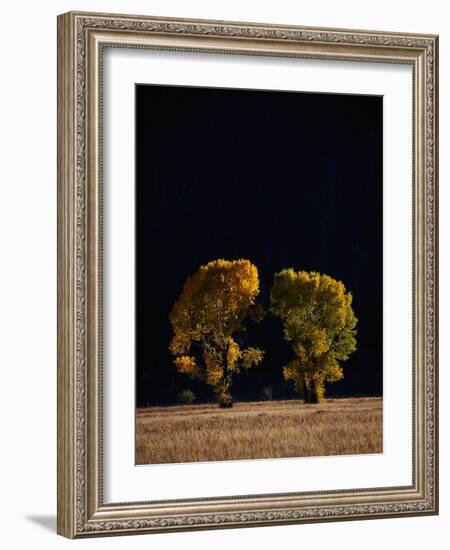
left=57, top=11, right=438, bottom=538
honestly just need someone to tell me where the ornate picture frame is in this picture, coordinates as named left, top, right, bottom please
left=57, top=11, right=438, bottom=538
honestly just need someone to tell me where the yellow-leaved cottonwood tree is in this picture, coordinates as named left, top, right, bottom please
left=169, top=259, right=264, bottom=408
left=270, top=269, right=357, bottom=403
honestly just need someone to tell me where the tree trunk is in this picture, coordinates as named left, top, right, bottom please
left=310, top=379, right=325, bottom=403
left=215, top=384, right=233, bottom=408
left=303, top=375, right=312, bottom=403
left=216, top=342, right=233, bottom=408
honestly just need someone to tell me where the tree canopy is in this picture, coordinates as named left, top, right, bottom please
left=270, top=269, right=357, bottom=403
left=169, top=259, right=264, bottom=407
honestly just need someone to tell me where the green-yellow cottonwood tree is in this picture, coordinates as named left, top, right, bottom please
left=169, top=259, right=264, bottom=408
left=270, top=269, right=357, bottom=403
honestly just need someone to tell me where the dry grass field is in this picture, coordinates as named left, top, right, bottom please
left=136, top=397, right=382, bottom=465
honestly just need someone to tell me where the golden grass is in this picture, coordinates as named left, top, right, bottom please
left=136, top=397, right=382, bottom=465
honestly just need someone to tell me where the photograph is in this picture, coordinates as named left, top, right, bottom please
left=0, top=0, right=444, bottom=544
left=55, top=10, right=438, bottom=538
left=135, top=83, right=383, bottom=465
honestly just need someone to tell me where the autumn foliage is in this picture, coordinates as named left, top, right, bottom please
left=169, top=259, right=264, bottom=407
left=169, top=259, right=358, bottom=407
left=270, top=269, right=357, bottom=403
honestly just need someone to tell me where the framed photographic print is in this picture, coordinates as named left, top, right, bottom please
left=57, top=11, right=439, bottom=538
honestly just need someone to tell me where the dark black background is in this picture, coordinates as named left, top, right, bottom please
left=136, top=84, right=383, bottom=407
